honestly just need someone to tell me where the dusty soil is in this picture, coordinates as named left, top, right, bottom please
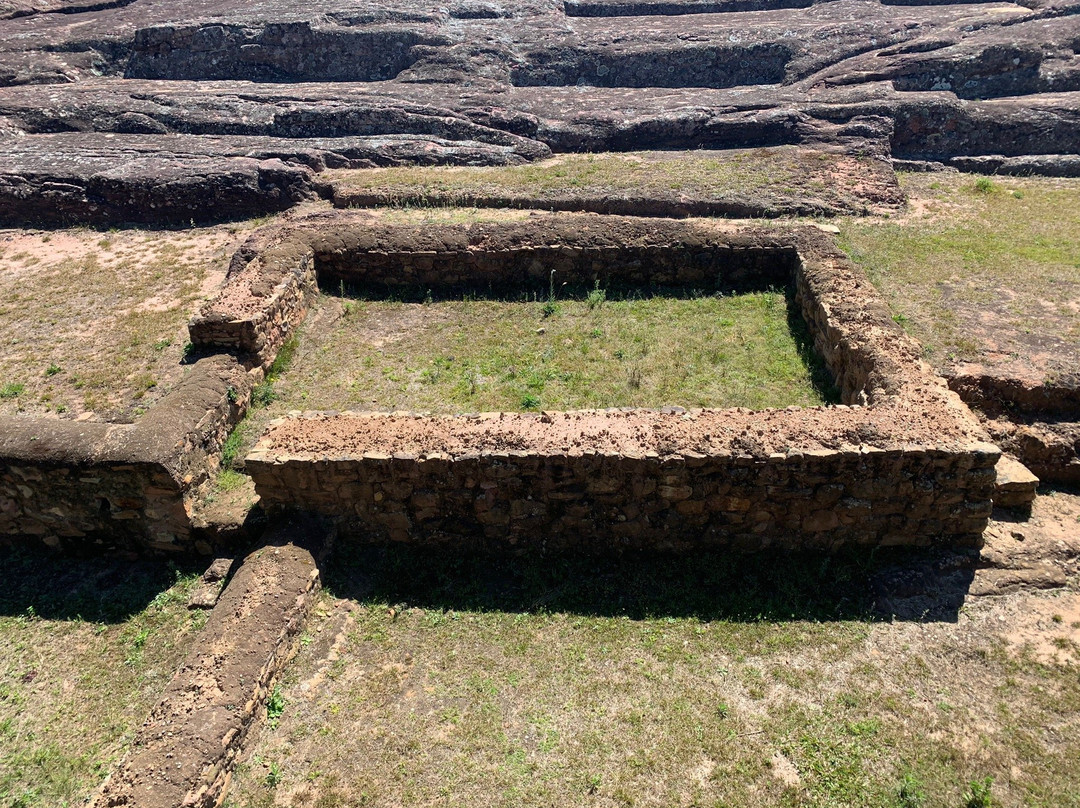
left=254, top=403, right=981, bottom=460
left=0, top=222, right=261, bottom=421
left=1000, top=590, right=1080, bottom=666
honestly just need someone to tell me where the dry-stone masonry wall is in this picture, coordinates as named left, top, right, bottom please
left=249, top=412, right=998, bottom=552
left=0, top=356, right=253, bottom=555
left=238, top=215, right=1000, bottom=551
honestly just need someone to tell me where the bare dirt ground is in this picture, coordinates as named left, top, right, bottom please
left=0, top=221, right=263, bottom=421
left=224, top=491, right=1080, bottom=808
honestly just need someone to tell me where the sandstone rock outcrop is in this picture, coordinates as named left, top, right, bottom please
left=0, top=0, right=1075, bottom=223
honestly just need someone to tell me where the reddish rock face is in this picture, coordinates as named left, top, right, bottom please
left=0, top=0, right=1078, bottom=224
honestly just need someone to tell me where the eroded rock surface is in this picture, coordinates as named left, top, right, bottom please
left=0, top=0, right=1077, bottom=223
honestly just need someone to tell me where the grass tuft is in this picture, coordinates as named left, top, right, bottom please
left=964, top=777, right=994, bottom=808
left=266, top=687, right=286, bottom=729
left=215, top=469, right=247, bottom=493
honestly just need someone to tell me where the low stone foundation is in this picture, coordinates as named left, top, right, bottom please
left=238, top=216, right=999, bottom=552
left=0, top=213, right=1006, bottom=555
left=90, top=526, right=323, bottom=808
left=946, top=366, right=1080, bottom=419
left=189, top=239, right=317, bottom=367
left=249, top=411, right=997, bottom=552
left=0, top=356, right=254, bottom=555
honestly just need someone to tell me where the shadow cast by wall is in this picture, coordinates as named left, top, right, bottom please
left=323, top=543, right=977, bottom=624
left=0, top=547, right=201, bottom=623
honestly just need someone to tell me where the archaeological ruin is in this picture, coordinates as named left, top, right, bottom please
left=0, top=0, right=1077, bottom=803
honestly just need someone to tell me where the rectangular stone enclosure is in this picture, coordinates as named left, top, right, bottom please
left=219, top=214, right=998, bottom=553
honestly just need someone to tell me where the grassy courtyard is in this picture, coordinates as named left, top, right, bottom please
left=218, top=287, right=837, bottom=473
left=271, top=289, right=831, bottom=414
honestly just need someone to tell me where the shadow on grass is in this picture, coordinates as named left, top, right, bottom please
left=322, top=543, right=975, bottom=624
left=321, top=276, right=789, bottom=303
left=785, top=289, right=841, bottom=405
left=0, top=547, right=200, bottom=623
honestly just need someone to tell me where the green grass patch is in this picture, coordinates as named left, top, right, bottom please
left=263, top=289, right=836, bottom=417
left=215, top=468, right=248, bottom=493
left=216, top=334, right=300, bottom=474
left=0, top=551, right=205, bottom=806
left=839, top=174, right=1080, bottom=365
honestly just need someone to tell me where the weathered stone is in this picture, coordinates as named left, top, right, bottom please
left=0, top=355, right=253, bottom=555
left=89, top=533, right=322, bottom=808
left=993, top=455, right=1040, bottom=508
left=0, top=0, right=1077, bottom=226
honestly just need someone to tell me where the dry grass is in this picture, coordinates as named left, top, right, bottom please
left=225, top=501, right=1080, bottom=808
left=0, top=551, right=206, bottom=806
left=839, top=174, right=1080, bottom=375
left=329, top=149, right=805, bottom=200
left=327, top=147, right=892, bottom=215
left=0, top=222, right=262, bottom=421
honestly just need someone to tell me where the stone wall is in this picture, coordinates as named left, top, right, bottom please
left=793, top=238, right=927, bottom=405
left=0, top=356, right=253, bottom=555
left=249, top=418, right=998, bottom=552
left=310, top=220, right=796, bottom=293
left=945, top=366, right=1080, bottom=485
left=0, top=433, right=190, bottom=555
left=243, top=219, right=1000, bottom=552
left=91, top=532, right=322, bottom=808
left=189, top=240, right=317, bottom=367
left=946, top=367, right=1080, bottom=419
